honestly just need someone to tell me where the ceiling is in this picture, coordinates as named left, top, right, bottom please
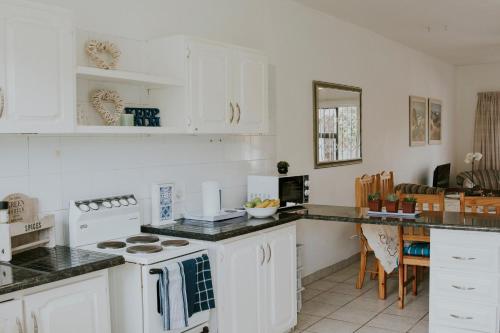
left=294, top=0, right=500, bottom=66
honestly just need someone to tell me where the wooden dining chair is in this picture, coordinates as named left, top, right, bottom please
left=377, top=171, right=394, bottom=199
left=355, top=174, right=386, bottom=296
left=459, top=194, right=500, bottom=214
left=396, top=192, right=445, bottom=309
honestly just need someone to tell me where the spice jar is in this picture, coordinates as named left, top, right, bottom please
left=0, top=201, right=9, bottom=223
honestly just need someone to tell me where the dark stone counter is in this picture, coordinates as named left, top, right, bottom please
left=301, top=204, right=500, bottom=232
left=0, top=246, right=124, bottom=296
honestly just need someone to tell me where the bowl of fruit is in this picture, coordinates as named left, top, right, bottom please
left=244, top=198, right=280, bottom=218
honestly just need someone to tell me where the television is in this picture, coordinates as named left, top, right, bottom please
left=433, top=163, right=451, bottom=188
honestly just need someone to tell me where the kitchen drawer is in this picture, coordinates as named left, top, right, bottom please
left=431, top=245, right=500, bottom=273
left=431, top=297, right=498, bottom=333
left=431, top=269, right=499, bottom=304
left=430, top=324, right=487, bottom=333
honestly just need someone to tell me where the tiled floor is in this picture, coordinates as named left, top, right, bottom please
left=296, top=261, right=429, bottom=333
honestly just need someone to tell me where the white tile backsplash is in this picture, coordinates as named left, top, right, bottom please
left=0, top=134, right=276, bottom=245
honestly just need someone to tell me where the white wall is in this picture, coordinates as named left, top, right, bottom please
left=9, top=0, right=456, bottom=276
left=455, top=63, right=500, bottom=175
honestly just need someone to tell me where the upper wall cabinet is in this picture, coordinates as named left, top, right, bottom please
left=0, top=1, right=74, bottom=133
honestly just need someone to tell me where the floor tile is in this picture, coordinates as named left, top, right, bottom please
left=383, top=295, right=429, bottom=319
left=303, top=288, right=323, bottom=301
left=306, top=279, right=336, bottom=291
left=355, top=327, right=400, bottom=333
left=327, top=306, right=378, bottom=325
left=324, top=268, right=358, bottom=283
left=331, top=281, right=373, bottom=296
left=312, top=291, right=358, bottom=306
left=344, top=297, right=394, bottom=312
left=295, top=313, right=322, bottom=331
left=305, top=318, right=362, bottom=333
left=301, top=300, right=343, bottom=317
left=366, top=313, right=420, bottom=332
left=409, top=318, right=429, bottom=333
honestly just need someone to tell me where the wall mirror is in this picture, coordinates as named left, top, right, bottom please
left=313, top=81, right=362, bottom=168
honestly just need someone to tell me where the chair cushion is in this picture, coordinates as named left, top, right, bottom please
left=456, top=170, right=500, bottom=190
left=395, top=183, right=445, bottom=195
left=403, top=243, right=430, bottom=257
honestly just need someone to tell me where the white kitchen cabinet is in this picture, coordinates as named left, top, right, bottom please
left=0, top=1, right=74, bottom=133
left=0, top=299, right=23, bottom=333
left=23, top=274, right=111, bottom=333
left=186, top=38, right=269, bottom=134
left=215, top=224, right=297, bottom=333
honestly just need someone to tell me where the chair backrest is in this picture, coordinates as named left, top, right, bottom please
left=397, top=192, right=445, bottom=242
left=355, top=174, right=377, bottom=208
left=377, top=171, right=394, bottom=199
left=460, top=194, right=500, bottom=214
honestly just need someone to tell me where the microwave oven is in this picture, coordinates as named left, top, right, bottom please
left=247, top=175, right=310, bottom=208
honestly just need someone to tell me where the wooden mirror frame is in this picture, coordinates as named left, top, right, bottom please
left=313, top=81, right=363, bottom=168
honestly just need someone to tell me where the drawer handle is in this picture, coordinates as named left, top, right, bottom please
left=451, top=285, right=476, bottom=291
left=451, top=256, right=477, bottom=261
left=450, top=314, right=473, bottom=320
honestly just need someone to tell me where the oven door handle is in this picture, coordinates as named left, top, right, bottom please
left=156, top=279, right=162, bottom=314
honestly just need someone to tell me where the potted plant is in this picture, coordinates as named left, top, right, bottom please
left=367, top=192, right=382, bottom=212
left=385, top=193, right=399, bottom=213
left=277, top=161, right=289, bottom=175
left=402, top=197, right=417, bottom=214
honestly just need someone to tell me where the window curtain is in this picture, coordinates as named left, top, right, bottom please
left=474, top=92, right=500, bottom=170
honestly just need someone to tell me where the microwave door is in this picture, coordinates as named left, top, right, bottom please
left=279, top=177, right=304, bottom=206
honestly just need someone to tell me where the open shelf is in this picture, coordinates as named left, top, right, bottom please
left=76, top=66, right=184, bottom=87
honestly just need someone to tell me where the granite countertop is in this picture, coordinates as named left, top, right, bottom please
left=302, top=204, right=500, bottom=232
left=142, top=212, right=301, bottom=241
left=0, top=246, right=124, bottom=296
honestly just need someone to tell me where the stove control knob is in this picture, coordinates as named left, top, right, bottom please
left=304, top=180, right=310, bottom=187
left=304, top=190, right=310, bottom=196
left=102, top=201, right=112, bottom=209
left=111, top=199, right=121, bottom=207
left=78, top=204, right=90, bottom=212
left=119, top=198, right=129, bottom=206
left=89, top=202, right=99, bottom=210
left=127, top=197, right=137, bottom=205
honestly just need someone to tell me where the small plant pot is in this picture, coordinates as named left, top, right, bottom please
left=385, top=200, right=399, bottom=213
left=402, top=201, right=416, bottom=214
left=278, top=166, right=288, bottom=175
left=368, top=199, right=382, bottom=212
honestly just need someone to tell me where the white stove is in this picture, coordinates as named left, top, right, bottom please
left=69, top=194, right=210, bottom=333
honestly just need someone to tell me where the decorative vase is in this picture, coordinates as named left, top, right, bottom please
left=402, top=202, right=416, bottom=214
left=278, top=166, right=288, bottom=175
left=368, top=199, right=383, bottom=212
left=385, top=200, right=399, bottom=213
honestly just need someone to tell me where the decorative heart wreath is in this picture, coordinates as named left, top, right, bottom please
left=86, top=40, right=121, bottom=70
left=91, top=90, right=124, bottom=125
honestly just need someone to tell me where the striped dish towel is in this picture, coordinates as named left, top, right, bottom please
left=158, top=263, right=189, bottom=331
left=182, top=254, right=216, bottom=317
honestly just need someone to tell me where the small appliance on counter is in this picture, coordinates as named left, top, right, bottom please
left=247, top=174, right=310, bottom=208
left=184, top=181, right=246, bottom=222
left=0, top=193, right=55, bottom=262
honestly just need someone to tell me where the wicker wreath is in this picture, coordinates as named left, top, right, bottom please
left=91, top=90, right=124, bottom=125
left=86, top=40, right=121, bottom=70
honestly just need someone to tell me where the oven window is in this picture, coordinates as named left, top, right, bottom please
left=279, top=177, right=304, bottom=204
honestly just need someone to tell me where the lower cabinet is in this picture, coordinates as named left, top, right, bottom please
left=216, top=224, right=297, bottom=333
left=23, top=274, right=111, bottom=333
left=0, top=299, right=23, bottom=333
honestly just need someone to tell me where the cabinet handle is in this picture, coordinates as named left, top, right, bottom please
left=451, top=256, right=476, bottom=261
left=451, top=285, right=476, bottom=291
left=229, top=102, right=235, bottom=123
left=31, top=312, right=38, bottom=333
left=260, top=245, right=265, bottom=266
left=235, top=103, right=241, bottom=124
left=450, top=314, right=473, bottom=320
left=16, top=318, right=23, bottom=333
left=267, top=243, right=271, bottom=263
left=0, top=87, right=4, bottom=119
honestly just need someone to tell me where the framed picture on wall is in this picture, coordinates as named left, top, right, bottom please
left=428, top=98, right=442, bottom=145
left=409, top=96, right=427, bottom=146
left=151, top=182, right=175, bottom=226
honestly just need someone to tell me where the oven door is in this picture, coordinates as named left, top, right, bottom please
left=142, top=250, right=210, bottom=333
left=279, top=176, right=306, bottom=206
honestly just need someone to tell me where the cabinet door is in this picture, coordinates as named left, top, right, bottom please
left=232, top=49, right=268, bottom=134
left=188, top=40, right=233, bottom=133
left=219, top=234, right=267, bottom=333
left=266, top=225, right=297, bottom=333
left=23, top=275, right=111, bottom=333
left=0, top=3, right=74, bottom=133
left=0, top=299, right=23, bottom=333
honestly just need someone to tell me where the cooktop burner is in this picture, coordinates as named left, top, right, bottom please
left=126, top=245, right=163, bottom=254
left=126, top=235, right=160, bottom=244
left=161, top=240, right=189, bottom=247
left=97, top=241, right=127, bottom=249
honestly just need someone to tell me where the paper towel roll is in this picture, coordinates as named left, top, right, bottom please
left=202, top=181, right=221, bottom=217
